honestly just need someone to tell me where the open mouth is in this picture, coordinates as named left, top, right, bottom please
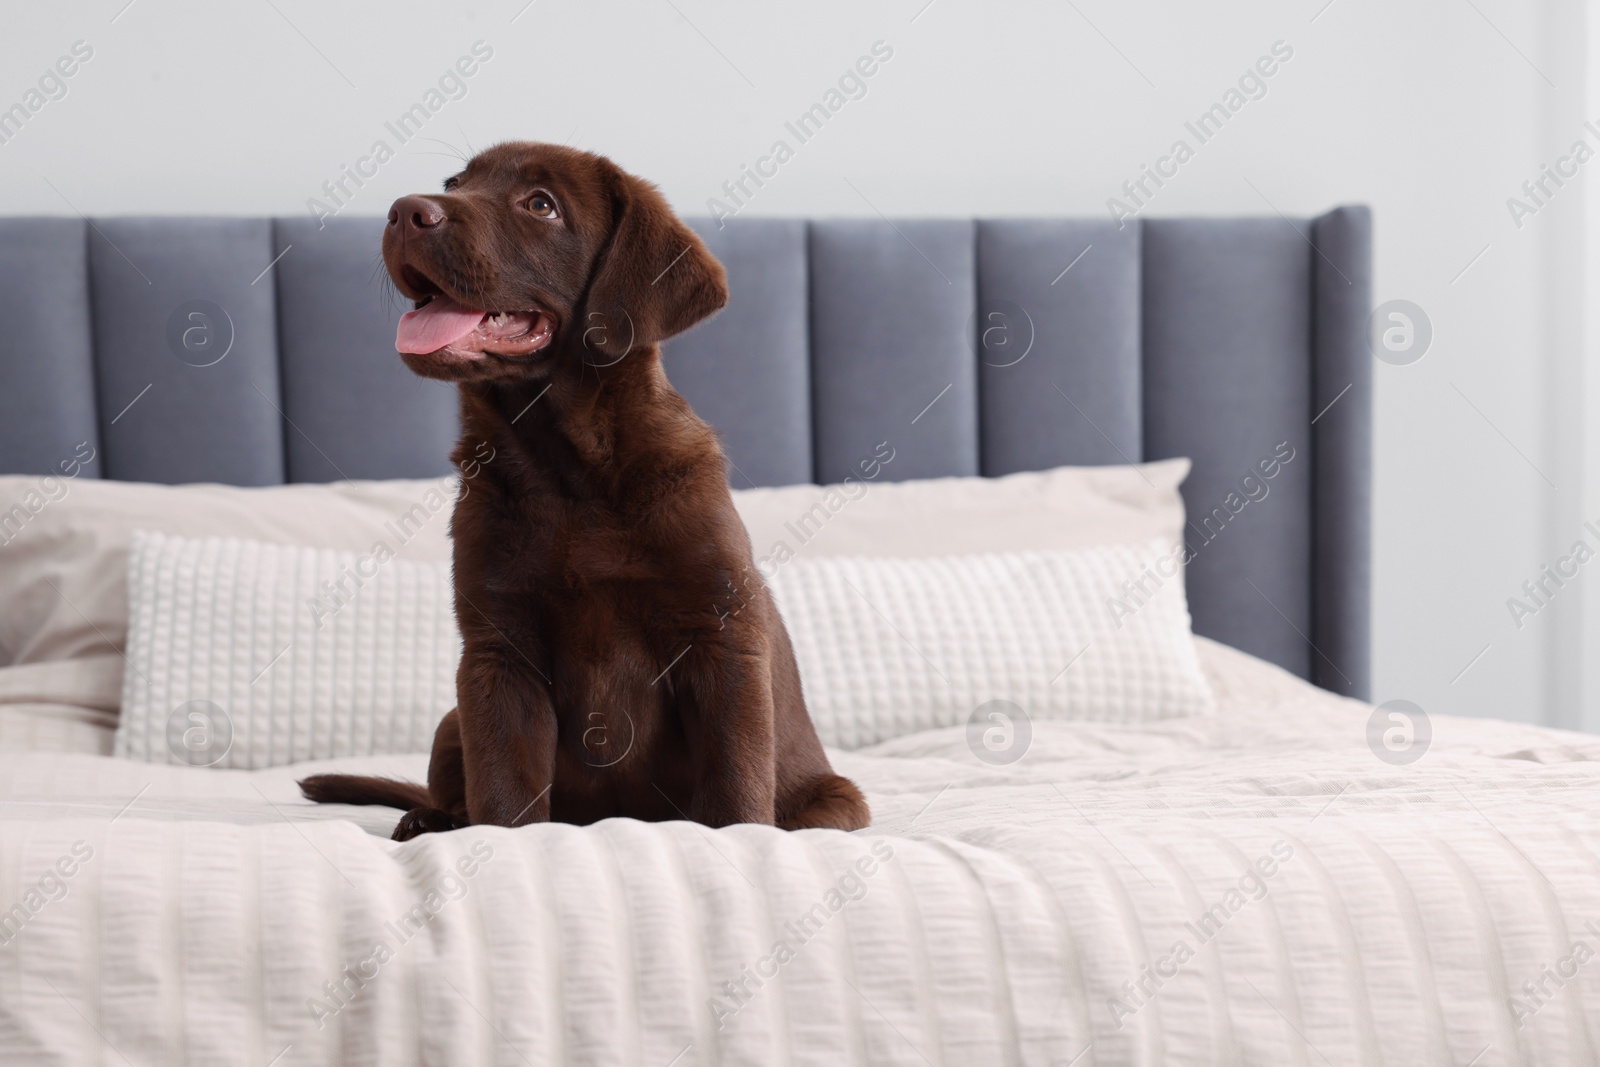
left=395, top=293, right=555, bottom=361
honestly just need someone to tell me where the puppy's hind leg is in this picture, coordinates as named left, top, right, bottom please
left=778, top=774, right=871, bottom=831
left=392, top=707, right=472, bottom=842
left=392, top=806, right=465, bottom=841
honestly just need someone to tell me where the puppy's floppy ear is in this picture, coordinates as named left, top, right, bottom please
left=582, top=167, right=728, bottom=359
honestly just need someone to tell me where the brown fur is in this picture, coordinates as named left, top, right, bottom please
left=299, top=142, right=869, bottom=840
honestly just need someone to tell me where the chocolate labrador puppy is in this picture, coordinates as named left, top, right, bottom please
left=300, top=142, right=869, bottom=840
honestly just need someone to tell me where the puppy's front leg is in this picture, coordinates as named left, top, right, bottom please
left=456, top=647, right=558, bottom=827
left=682, top=651, right=777, bottom=827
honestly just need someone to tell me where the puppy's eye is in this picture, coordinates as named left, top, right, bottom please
left=443, top=176, right=461, bottom=191
left=526, top=191, right=559, bottom=219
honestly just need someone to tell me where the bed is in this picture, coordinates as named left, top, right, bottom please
left=3, top=209, right=1588, bottom=1066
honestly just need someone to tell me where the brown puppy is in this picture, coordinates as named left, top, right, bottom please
left=300, top=142, right=869, bottom=840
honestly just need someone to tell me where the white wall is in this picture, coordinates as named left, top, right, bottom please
left=1, top=0, right=1590, bottom=728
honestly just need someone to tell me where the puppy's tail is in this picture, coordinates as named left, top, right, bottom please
left=299, top=774, right=432, bottom=810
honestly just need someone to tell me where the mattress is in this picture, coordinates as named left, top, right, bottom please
left=1, top=638, right=1596, bottom=1065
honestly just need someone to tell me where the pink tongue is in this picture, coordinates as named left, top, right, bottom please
left=396, top=296, right=485, bottom=354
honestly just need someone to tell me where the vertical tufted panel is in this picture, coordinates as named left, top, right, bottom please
left=977, top=219, right=1142, bottom=474
left=666, top=219, right=812, bottom=488
left=1142, top=218, right=1314, bottom=680
left=89, top=218, right=285, bottom=485
left=1311, top=206, right=1373, bottom=699
left=272, top=218, right=458, bottom=483
left=0, top=218, right=99, bottom=478
left=808, top=220, right=978, bottom=484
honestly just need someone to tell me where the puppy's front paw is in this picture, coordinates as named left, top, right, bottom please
left=392, top=806, right=461, bottom=841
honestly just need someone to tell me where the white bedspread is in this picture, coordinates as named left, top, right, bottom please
left=2, top=639, right=1599, bottom=1065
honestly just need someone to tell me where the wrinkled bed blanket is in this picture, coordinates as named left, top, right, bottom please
left=0, top=639, right=1597, bottom=1065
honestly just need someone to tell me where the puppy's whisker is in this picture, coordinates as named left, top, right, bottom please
left=369, top=254, right=405, bottom=314
left=413, top=137, right=470, bottom=163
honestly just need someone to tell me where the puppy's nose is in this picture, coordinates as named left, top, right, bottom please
left=388, top=195, right=447, bottom=235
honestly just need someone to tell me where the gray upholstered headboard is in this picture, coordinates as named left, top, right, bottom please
left=0, top=208, right=1372, bottom=698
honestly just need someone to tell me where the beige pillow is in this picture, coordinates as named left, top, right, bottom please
left=0, top=655, right=121, bottom=754
left=0, top=476, right=455, bottom=667
left=733, top=458, right=1189, bottom=572
left=0, top=458, right=1188, bottom=669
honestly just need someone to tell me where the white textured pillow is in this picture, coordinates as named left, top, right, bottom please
left=767, top=540, right=1211, bottom=749
left=114, top=528, right=1207, bottom=763
left=115, top=532, right=457, bottom=768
